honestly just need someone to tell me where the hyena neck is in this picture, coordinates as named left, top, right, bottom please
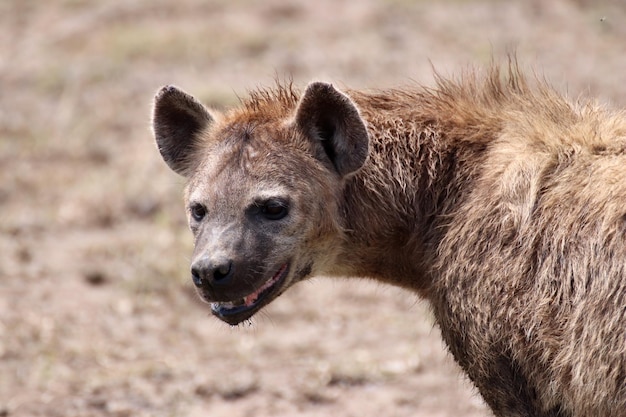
left=332, top=97, right=490, bottom=294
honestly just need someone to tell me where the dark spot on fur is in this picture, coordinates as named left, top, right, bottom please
left=591, top=144, right=607, bottom=154
left=296, top=263, right=313, bottom=280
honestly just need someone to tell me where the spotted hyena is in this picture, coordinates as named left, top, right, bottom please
left=152, top=64, right=626, bottom=417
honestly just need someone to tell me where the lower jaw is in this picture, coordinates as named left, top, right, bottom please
left=210, top=263, right=290, bottom=325
left=211, top=303, right=259, bottom=325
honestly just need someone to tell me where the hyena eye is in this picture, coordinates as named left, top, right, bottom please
left=261, top=200, right=289, bottom=221
left=190, top=203, right=207, bottom=221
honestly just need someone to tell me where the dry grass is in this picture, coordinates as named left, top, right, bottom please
left=1, top=0, right=625, bottom=416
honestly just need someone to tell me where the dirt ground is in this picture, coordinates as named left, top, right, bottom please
left=1, top=1, right=626, bottom=416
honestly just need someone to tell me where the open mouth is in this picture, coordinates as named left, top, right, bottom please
left=211, top=262, right=290, bottom=325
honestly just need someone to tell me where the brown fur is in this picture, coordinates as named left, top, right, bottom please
left=152, top=63, right=626, bottom=416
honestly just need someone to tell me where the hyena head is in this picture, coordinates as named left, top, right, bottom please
left=152, top=82, right=369, bottom=325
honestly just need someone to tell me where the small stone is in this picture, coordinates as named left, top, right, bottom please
left=84, top=270, right=107, bottom=286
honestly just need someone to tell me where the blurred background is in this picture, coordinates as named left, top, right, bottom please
left=1, top=1, right=625, bottom=416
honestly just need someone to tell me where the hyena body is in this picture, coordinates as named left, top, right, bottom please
left=152, top=66, right=626, bottom=416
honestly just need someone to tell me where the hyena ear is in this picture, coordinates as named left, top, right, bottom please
left=294, top=82, right=369, bottom=177
left=152, top=85, right=214, bottom=177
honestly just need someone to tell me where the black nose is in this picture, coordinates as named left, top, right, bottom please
left=191, top=257, right=234, bottom=288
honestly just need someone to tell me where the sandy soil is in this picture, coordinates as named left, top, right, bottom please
left=1, top=0, right=625, bottom=416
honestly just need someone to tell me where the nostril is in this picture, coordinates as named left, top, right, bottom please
left=213, top=261, right=233, bottom=282
left=191, top=266, right=203, bottom=288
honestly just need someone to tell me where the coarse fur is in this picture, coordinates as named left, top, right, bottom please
left=152, top=62, right=626, bottom=416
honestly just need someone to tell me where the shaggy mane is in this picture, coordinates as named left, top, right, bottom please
left=238, top=59, right=572, bottom=130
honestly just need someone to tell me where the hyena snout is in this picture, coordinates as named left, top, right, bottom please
left=190, top=256, right=234, bottom=290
